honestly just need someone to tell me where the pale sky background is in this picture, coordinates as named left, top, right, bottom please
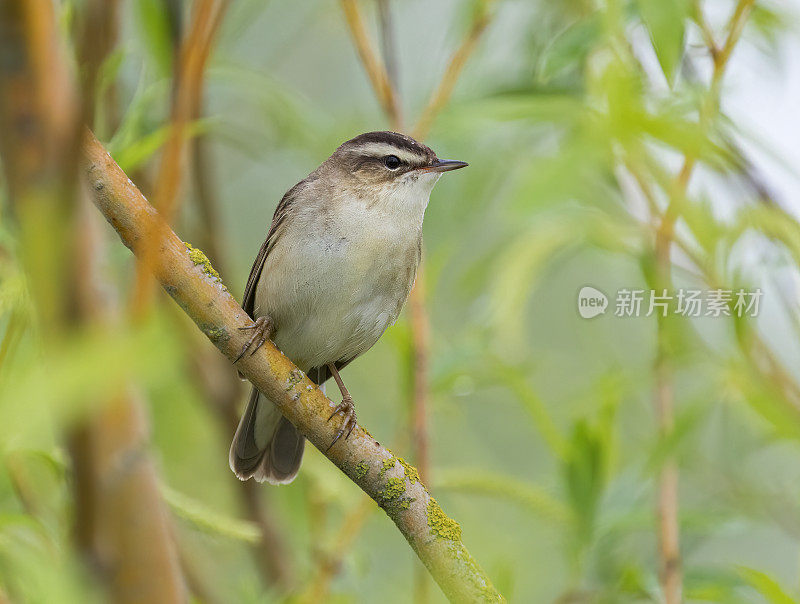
left=723, top=0, right=800, bottom=371
left=725, top=0, right=800, bottom=215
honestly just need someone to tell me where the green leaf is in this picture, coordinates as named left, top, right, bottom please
left=134, top=0, right=175, bottom=78
left=161, top=485, right=261, bottom=543
left=489, top=360, right=568, bottom=460
left=636, top=0, right=690, bottom=84
left=107, top=76, right=169, bottom=155
left=738, top=567, right=797, bottom=604
left=562, top=397, right=618, bottom=549
left=112, top=118, right=212, bottom=173
left=435, top=469, right=571, bottom=524
left=538, top=15, right=601, bottom=86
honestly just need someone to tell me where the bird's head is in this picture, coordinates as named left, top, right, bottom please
left=322, top=131, right=467, bottom=215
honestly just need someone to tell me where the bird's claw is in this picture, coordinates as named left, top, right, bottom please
left=326, top=394, right=357, bottom=451
left=235, top=316, right=274, bottom=363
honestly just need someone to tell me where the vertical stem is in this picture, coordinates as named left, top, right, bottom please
left=130, top=0, right=227, bottom=313
left=376, top=0, right=401, bottom=126
left=297, top=497, right=375, bottom=603
left=649, top=5, right=754, bottom=599
left=409, top=267, right=431, bottom=603
left=74, top=2, right=187, bottom=601
left=174, top=4, right=294, bottom=585
left=653, top=227, right=680, bottom=604
left=339, top=0, right=402, bottom=127
left=0, top=1, right=187, bottom=601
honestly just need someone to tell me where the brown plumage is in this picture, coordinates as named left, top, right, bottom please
left=230, top=132, right=467, bottom=484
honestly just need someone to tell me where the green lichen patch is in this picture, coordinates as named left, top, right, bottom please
left=354, top=461, right=369, bottom=479
left=380, top=456, right=396, bottom=478
left=400, top=497, right=415, bottom=510
left=382, top=476, right=405, bottom=501
left=376, top=454, right=421, bottom=485
left=397, top=456, right=421, bottom=484
left=184, top=242, right=226, bottom=289
left=203, top=324, right=229, bottom=344
left=427, top=497, right=462, bottom=541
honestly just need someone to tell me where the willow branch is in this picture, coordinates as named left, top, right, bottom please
left=339, top=0, right=402, bottom=128
left=411, top=0, right=496, bottom=140
left=377, top=0, right=400, bottom=107
left=0, top=2, right=186, bottom=602
left=131, top=0, right=228, bottom=312
left=661, top=0, right=755, bottom=231
left=82, top=131, right=504, bottom=604
left=650, top=4, right=755, bottom=601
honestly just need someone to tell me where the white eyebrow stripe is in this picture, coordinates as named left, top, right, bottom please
left=355, top=143, right=422, bottom=164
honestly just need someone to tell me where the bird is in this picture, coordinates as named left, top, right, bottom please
left=229, top=131, right=467, bottom=484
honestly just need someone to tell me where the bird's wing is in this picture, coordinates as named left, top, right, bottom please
left=242, top=181, right=304, bottom=318
left=242, top=174, right=348, bottom=387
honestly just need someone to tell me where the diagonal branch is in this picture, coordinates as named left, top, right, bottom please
left=82, top=130, right=505, bottom=604
left=412, top=0, right=496, bottom=140
left=340, top=0, right=402, bottom=128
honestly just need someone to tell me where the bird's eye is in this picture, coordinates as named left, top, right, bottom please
left=383, top=155, right=402, bottom=170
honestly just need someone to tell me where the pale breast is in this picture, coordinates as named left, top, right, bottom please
left=252, top=200, right=421, bottom=372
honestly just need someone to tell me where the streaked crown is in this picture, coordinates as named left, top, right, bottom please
left=332, top=131, right=437, bottom=175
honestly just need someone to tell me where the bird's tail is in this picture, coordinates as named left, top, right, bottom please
left=229, top=387, right=304, bottom=484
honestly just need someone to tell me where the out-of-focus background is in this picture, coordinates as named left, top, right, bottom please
left=1, top=0, right=800, bottom=602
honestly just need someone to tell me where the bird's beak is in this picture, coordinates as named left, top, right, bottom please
left=420, top=159, right=469, bottom=173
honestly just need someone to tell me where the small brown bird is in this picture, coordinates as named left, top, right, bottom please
left=230, top=131, right=467, bottom=484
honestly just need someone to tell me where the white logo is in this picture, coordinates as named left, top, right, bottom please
left=578, top=286, right=608, bottom=319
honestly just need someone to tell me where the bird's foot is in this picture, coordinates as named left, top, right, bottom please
left=326, top=394, right=357, bottom=451
left=235, top=315, right=274, bottom=363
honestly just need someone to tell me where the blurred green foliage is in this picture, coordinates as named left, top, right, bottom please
left=2, top=0, right=800, bottom=602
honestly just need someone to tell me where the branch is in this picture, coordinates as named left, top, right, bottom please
left=661, top=0, right=755, bottom=229
left=199, top=367, right=294, bottom=589
left=339, top=0, right=402, bottom=128
left=409, top=266, right=433, bottom=602
left=412, top=0, right=496, bottom=140
left=131, top=0, right=228, bottom=312
left=0, top=1, right=186, bottom=601
left=649, top=4, right=755, bottom=601
left=81, top=130, right=505, bottom=604
left=376, top=0, right=400, bottom=105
